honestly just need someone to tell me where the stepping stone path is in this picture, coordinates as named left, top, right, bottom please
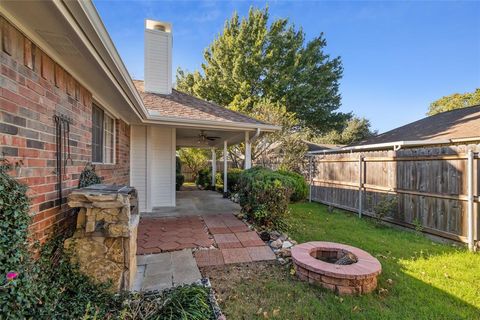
left=133, top=249, right=202, bottom=292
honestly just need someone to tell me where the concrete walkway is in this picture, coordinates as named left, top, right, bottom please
left=142, top=190, right=240, bottom=217
left=133, top=249, right=201, bottom=292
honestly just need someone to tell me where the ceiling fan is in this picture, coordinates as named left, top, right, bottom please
left=196, top=130, right=221, bottom=143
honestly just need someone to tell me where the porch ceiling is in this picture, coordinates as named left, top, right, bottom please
left=176, top=127, right=248, bottom=148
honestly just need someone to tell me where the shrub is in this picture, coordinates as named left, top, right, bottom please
left=277, top=170, right=308, bottom=202
left=238, top=167, right=293, bottom=229
left=176, top=174, right=185, bottom=191
left=195, top=168, right=211, bottom=189
left=226, top=168, right=243, bottom=193
left=78, top=164, right=101, bottom=188
left=175, top=157, right=185, bottom=190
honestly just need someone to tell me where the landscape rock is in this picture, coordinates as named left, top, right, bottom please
left=270, top=231, right=281, bottom=241
left=270, top=239, right=283, bottom=249
left=279, top=248, right=292, bottom=258
left=259, top=231, right=270, bottom=241
left=282, top=241, right=293, bottom=249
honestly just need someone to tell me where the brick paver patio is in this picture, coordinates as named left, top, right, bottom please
left=137, top=213, right=275, bottom=266
left=137, top=216, right=214, bottom=254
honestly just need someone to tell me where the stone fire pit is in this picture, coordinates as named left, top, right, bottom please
left=291, top=241, right=381, bottom=295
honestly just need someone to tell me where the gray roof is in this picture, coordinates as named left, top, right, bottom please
left=353, top=105, right=480, bottom=146
left=134, top=80, right=267, bottom=125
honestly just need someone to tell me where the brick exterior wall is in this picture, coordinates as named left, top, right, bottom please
left=0, top=17, right=130, bottom=243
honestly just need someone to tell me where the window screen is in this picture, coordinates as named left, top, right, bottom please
left=104, top=114, right=114, bottom=164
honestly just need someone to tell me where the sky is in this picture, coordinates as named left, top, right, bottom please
left=94, top=0, right=480, bottom=133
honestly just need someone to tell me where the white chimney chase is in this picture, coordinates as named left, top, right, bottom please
left=144, top=19, right=172, bottom=95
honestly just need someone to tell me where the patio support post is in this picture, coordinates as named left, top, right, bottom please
left=223, top=140, right=228, bottom=195
left=244, top=131, right=251, bottom=169
left=467, top=149, right=475, bottom=251
left=211, top=148, right=216, bottom=188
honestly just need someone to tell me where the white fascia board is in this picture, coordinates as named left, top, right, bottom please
left=144, top=114, right=280, bottom=132
left=308, top=139, right=453, bottom=155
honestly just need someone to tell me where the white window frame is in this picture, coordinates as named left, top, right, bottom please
left=92, top=104, right=116, bottom=165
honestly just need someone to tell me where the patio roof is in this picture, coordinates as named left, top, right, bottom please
left=134, top=80, right=278, bottom=132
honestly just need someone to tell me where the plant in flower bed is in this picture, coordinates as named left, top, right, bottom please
left=120, top=284, right=215, bottom=320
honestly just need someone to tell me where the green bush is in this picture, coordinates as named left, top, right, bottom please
left=277, top=170, right=308, bottom=202
left=176, top=174, right=185, bottom=191
left=226, top=168, right=243, bottom=193
left=238, top=167, right=293, bottom=229
left=195, top=168, right=211, bottom=189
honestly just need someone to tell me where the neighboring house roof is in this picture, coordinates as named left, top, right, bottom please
left=304, top=141, right=345, bottom=152
left=353, top=105, right=480, bottom=146
left=133, top=80, right=267, bottom=126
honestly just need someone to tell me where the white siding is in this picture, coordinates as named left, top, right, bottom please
left=130, top=125, right=176, bottom=212
left=144, top=29, right=172, bottom=95
left=149, top=126, right=175, bottom=208
left=130, top=126, right=147, bottom=212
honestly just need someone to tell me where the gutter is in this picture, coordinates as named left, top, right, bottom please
left=307, top=138, right=479, bottom=155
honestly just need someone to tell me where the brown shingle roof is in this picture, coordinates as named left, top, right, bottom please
left=354, top=105, right=480, bottom=146
left=133, top=80, right=266, bottom=125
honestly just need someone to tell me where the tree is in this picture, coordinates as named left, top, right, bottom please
left=316, top=117, right=376, bottom=145
left=177, top=148, right=209, bottom=180
left=427, top=88, right=480, bottom=115
left=225, top=98, right=308, bottom=171
left=176, top=6, right=348, bottom=134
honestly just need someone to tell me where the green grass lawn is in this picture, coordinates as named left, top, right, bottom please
left=213, top=202, right=480, bottom=319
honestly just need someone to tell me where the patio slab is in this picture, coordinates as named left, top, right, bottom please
left=142, top=190, right=240, bottom=217
left=134, top=249, right=201, bottom=292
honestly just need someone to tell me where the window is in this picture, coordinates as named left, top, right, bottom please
left=92, top=104, right=115, bottom=164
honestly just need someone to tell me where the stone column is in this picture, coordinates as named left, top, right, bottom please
left=65, top=187, right=139, bottom=291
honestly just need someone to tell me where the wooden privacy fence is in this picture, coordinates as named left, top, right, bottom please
left=307, top=145, right=479, bottom=249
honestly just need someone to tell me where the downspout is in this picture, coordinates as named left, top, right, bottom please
left=251, top=128, right=261, bottom=142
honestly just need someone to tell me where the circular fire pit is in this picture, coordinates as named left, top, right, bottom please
left=291, top=242, right=381, bottom=295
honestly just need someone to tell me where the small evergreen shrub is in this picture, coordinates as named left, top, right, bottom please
left=78, top=164, right=101, bottom=188
left=238, top=167, right=293, bottom=229
left=175, top=157, right=185, bottom=191
left=196, top=168, right=210, bottom=189
left=277, top=170, right=308, bottom=202
left=176, top=174, right=185, bottom=191
left=226, top=168, right=243, bottom=193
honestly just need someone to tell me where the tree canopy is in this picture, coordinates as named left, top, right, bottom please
left=427, top=88, right=480, bottom=116
left=315, top=117, right=377, bottom=145
left=176, top=6, right=348, bottom=133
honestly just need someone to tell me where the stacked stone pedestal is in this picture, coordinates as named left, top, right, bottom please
left=65, top=186, right=138, bottom=291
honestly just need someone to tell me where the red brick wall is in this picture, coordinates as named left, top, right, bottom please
left=0, top=17, right=130, bottom=242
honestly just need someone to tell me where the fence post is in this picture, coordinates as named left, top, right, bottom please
left=358, top=155, right=363, bottom=218
left=309, top=155, right=313, bottom=202
left=467, top=149, right=474, bottom=251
